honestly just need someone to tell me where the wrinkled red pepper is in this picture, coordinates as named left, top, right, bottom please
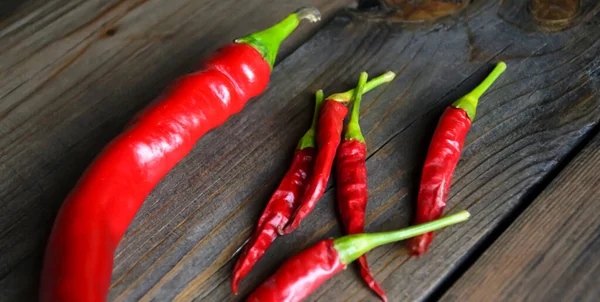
left=407, top=62, right=506, bottom=256
left=40, top=8, right=321, bottom=302
left=249, top=211, right=471, bottom=302
left=281, top=71, right=395, bottom=234
left=336, top=73, right=386, bottom=301
left=232, top=90, right=324, bottom=294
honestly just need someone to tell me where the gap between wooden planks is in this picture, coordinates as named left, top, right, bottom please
left=441, top=130, right=600, bottom=302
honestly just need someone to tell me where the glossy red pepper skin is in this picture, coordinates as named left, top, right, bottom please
left=282, top=99, right=348, bottom=234
left=232, top=147, right=315, bottom=294
left=336, top=139, right=387, bottom=301
left=407, top=107, right=471, bottom=256
left=40, top=43, right=270, bottom=302
left=247, top=239, right=345, bottom=302
left=249, top=211, right=471, bottom=302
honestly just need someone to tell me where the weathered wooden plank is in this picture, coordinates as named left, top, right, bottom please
left=441, top=132, right=600, bottom=302
left=201, top=2, right=600, bottom=301
left=0, top=0, right=356, bottom=300
left=1, top=1, right=599, bottom=302
left=192, top=2, right=600, bottom=302
left=101, top=0, right=600, bottom=300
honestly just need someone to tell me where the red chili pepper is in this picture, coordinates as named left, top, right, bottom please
left=249, top=211, right=471, bottom=302
left=336, top=73, right=386, bottom=301
left=407, top=62, right=506, bottom=256
left=232, top=90, right=324, bottom=294
left=281, top=71, right=396, bottom=234
left=40, top=8, right=321, bottom=302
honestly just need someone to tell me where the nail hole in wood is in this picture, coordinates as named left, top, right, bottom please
left=105, top=27, right=117, bottom=37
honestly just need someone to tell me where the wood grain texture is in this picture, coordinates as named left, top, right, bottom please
left=441, top=132, right=600, bottom=302
left=0, top=0, right=356, bottom=300
left=0, top=0, right=599, bottom=301
left=289, top=5, right=600, bottom=300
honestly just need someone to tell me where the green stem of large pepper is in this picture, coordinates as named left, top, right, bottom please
left=452, top=62, right=507, bottom=121
left=334, top=211, right=470, bottom=265
left=236, top=7, right=321, bottom=68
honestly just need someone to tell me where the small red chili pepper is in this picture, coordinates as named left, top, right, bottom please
left=40, top=8, right=321, bottom=302
left=336, top=72, right=386, bottom=301
left=233, top=74, right=394, bottom=292
left=248, top=211, right=471, bottom=302
left=232, top=90, right=324, bottom=294
left=407, top=62, right=506, bottom=256
left=281, top=71, right=396, bottom=234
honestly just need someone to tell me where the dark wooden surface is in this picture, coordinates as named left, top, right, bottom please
left=440, top=132, right=600, bottom=302
left=1, top=0, right=599, bottom=301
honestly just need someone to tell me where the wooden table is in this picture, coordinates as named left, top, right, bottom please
left=1, top=0, right=599, bottom=301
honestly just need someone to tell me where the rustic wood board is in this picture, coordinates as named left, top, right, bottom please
left=0, top=0, right=356, bottom=300
left=229, top=3, right=600, bottom=301
left=1, top=1, right=599, bottom=302
left=440, top=132, right=600, bottom=302
left=114, top=0, right=600, bottom=300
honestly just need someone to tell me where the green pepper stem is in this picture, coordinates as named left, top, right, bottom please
left=327, top=71, right=395, bottom=103
left=452, top=62, right=507, bottom=121
left=344, top=72, right=368, bottom=143
left=334, top=211, right=471, bottom=265
left=236, top=7, right=321, bottom=68
left=297, top=90, right=324, bottom=150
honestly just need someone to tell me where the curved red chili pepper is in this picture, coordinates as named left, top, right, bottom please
left=249, top=212, right=471, bottom=302
left=407, top=62, right=506, bottom=256
left=282, top=99, right=347, bottom=231
left=336, top=72, right=386, bottom=301
left=232, top=90, right=324, bottom=294
left=281, top=72, right=396, bottom=235
left=40, top=8, right=321, bottom=302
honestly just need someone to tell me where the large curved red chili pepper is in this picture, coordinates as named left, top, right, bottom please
left=249, top=211, right=471, bottom=302
left=231, top=90, right=324, bottom=294
left=40, top=8, right=321, bottom=302
left=336, top=73, right=386, bottom=301
left=281, top=72, right=395, bottom=235
left=407, top=62, right=506, bottom=256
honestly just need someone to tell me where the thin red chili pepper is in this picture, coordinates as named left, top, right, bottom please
left=336, top=72, right=386, bottom=301
left=233, top=74, right=394, bottom=292
left=248, top=211, right=471, bottom=302
left=407, top=62, right=506, bottom=256
left=232, top=90, right=324, bottom=294
left=281, top=71, right=396, bottom=234
left=40, top=8, right=320, bottom=302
